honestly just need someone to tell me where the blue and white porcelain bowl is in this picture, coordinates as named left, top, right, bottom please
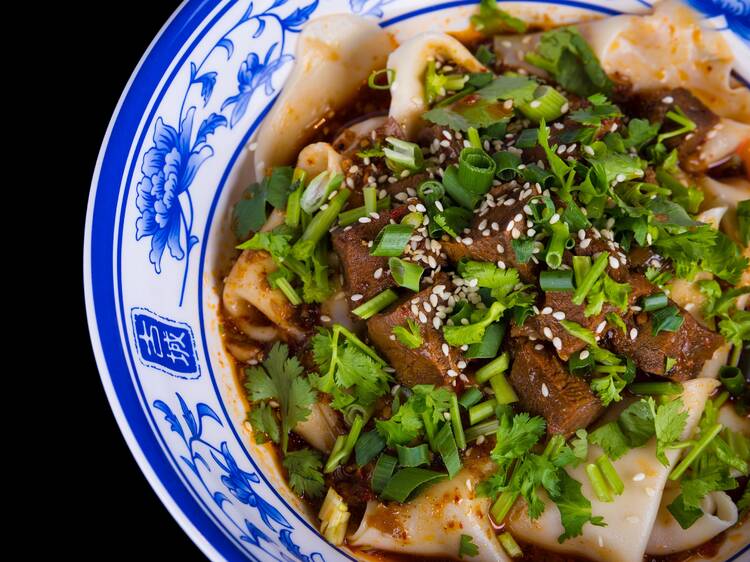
left=84, top=1, right=750, bottom=560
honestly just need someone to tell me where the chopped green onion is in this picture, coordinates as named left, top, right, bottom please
left=458, top=147, right=497, bottom=194
left=569, top=348, right=595, bottom=376
left=352, top=289, right=398, bottom=320
left=380, top=468, right=447, bottom=502
left=363, top=187, right=378, bottom=215
left=499, top=532, right=523, bottom=558
left=368, top=68, right=395, bottom=90
left=450, top=300, right=475, bottom=325
left=450, top=394, right=466, bottom=450
left=475, top=352, right=510, bottom=383
left=292, top=189, right=351, bottom=260
left=384, top=137, right=424, bottom=172
left=490, top=373, right=518, bottom=405
left=515, top=128, right=538, bottom=148
left=435, top=423, right=462, bottom=477
left=301, top=171, right=344, bottom=214
left=401, top=211, right=424, bottom=228
left=469, top=398, right=498, bottom=425
left=443, top=165, right=481, bottom=210
left=518, top=85, right=568, bottom=123
left=641, top=292, right=668, bottom=312
left=540, top=270, right=575, bottom=291
left=425, top=60, right=468, bottom=104
left=466, top=322, right=505, bottom=359
left=371, top=224, right=414, bottom=257
left=325, top=415, right=364, bottom=473
left=396, top=443, right=431, bottom=467
left=388, top=257, right=424, bottom=291
left=355, top=431, right=386, bottom=467
left=586, top=463, right=613, bottom=502
left=459, top=387, right=484, bottom=410
left=572, top=252, right=608, bottom=305
left=629, top=382, right=683, bottom=395
left=464, top=418, right=500, bottom=442
left=319, top=487, right=350, bottom=545
left=372, top=454, right=398, bottom=494
left=338, top=196, right=391, bottom=226
left=719, top=366, right=746, bottom=397
left=572, top=255, right=591, bottom=287
left=491, top=490, right=519, bottom=523
left=595, top=455, right=624, bottom=496
left=650, top=305, right=684, bottom=336
left=467, top=127, right=482, bottom=149
left=285, top=186, right=303, bottom=228
left=492, top=151, right=522, bottom=181
left=669, top=423, right=724, bottom=481
left=545, top=222, right=570, bottom=269
left=273, top=276, right=302, bottom=306
left=392, top=318, right=423, bottom=349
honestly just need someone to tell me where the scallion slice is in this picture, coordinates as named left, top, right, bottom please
left=545, top=221, right=570, bottom=269
left=464, top=418, right=500, bottom=442
left=499, top=532, right=523, bottom=558
left=492, top=151, right=522, bottom=181
left=475, top=352, right=510, bottom=383
left=352, top=289, right=399, bottom=319
left=540, top=270, right=575, bottom=291
left=384, top=137, right=424, bottom=172
left=629, top=381, right=682, bottom=395
left=435, top=423, right=462, bottom=478
left=372, top=454, right=398, bottom=494
left=490, top=373, right=518, bottom=405
left=572, top=255, right=591, bottom=287
left=355, top=431, right=386, bottom=467
left=641, top=292, right=668, bottom=312
left=371, top=224, right=414, bottom=257
left=363, top=186, right=378, bottom=215
left=449, top=393, right=466, bottom=450
left=466, top=322, right=505, bottom=359
left=285, top=186, right=303, bottom=228
left=338, top=196, right=391, bottom=226
left=719, top=366, right=746, bottom=397
left=301, top=171, right=344, bottom=214
left=491, top=490, right=519, bottom=523
left=380, top=468, right=447, bottom=502
left=518, top=85, right=568, bottom=123
left=272, top=275, right=302, bottom=306
left=586, top=463, right=613, bottom=502
left=459, top=387, right=484, bottom=410
left=324, top=415, right=364, bottom=473
left=458, top=147, right=496, bottom=194
left=292, top=189, right=351, bottom=260
left=388, top=257, right=424, bottom=291
left=595, top=455, right=624, bottom=496
left=443, top=165, right=480, bottom=210
left=400, top=211, right=424, bottom=228
left=396, top=443, right=431, bottom=467
left=368, top=68, right=395, bottom=90
left=467, top=127, right=482, bottom=149
left=469, top=398, right=498, bottom=425
left=669, top=423, right=724, bottom=481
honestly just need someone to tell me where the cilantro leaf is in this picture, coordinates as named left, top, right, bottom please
left=443, top=301, right=505, bottom=346
left=491, top=413, right=546, bottom=466
left=618, top=400, right=656, bottom=448
left=376, top=399, right=423, bottom=446
left=236, top=229, right=293, bottom=255
left=458, top=261, right=520, bottom=291
left=590, top=373, right=627, bottom=407
left=265, top=166, right=294, bottom=209
left=233, top=167, right=294, bottom=238
left=538, top=119, right=572, bottom=187
left=283, top=448, right=325, bottom=499
left=525, top=27, right=612, bottom=97
left=459, top=534, right=479, bottom=558
left=476, top=74, right=538, bottom=103
left=666, top=493, right=703, bottom=530
left=549, top=470, right=606, bottom=542
left=590, top=423, right=630, bottom=460
left=511, top=237, right=536, bottom=263
left=624, top=118, right=660, bottom=150
left=244, top=342, right=315, bottom=453
left=719, top=310, right=750, bottom=346
left=569, top=96, right=621, bottom=127
left=247, top=403, right=279, bottom=445
left=650, top=397, right=688, bottom=466
left=392, top=319, right=423, bottom=349
left=470, top=0, right=527, bottom=34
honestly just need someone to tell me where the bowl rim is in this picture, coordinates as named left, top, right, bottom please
left=84, top=1, right=750, bottom=561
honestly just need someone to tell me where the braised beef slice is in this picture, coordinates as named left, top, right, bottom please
left=418, top=124, right=466, bottom=167
left=367, top=281, right=463, bottom=387
left=620, top=87, right=719, bottom=170
left=331, top=213, right=396, bottom=301
left=509, top=340, right=604, bottom=436
left=527, top=272, right=656, bottom=361
left=347, top=172, right=429, bottom=208
left=607, top=300, right=725, bottom=381
left=441, top=185, right=538, bottom=282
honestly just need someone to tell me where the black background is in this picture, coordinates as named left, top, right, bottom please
left=72, top=3, right=205, bottom=559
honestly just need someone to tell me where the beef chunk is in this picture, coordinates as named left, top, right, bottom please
left=607, top=300, right=725, bottom=381
left=418, top=124, right=466, bottom=167
left=620, top=88, right=719, bottom=171
left=367, top=281, right=464, bottom=387
left=441, top=184, right=539, bottom=282
left=522, top=272, right=656, bottom=361
left=332, top=213, right=396, bottom=301
left=509, top=339, right=604, bottom=436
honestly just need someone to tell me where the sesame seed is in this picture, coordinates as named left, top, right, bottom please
left=320, top=315, right=331, bottom=322
left=543, top=327, right=553, bottom=339
left=458, top=360, right=467, bottom=369
left=447, top=369, right=458, bottom=378
left=583, top=145, right=595, bottom=156
left=464, top=237, right=474, bottom=245
left=358, top=217, right=371, bottom=223
left=541, top=383, right=549, bottom=397
left=630, top=328, right=639, bottom=341
left=530, top=100, right=541, bottom=108
left=579, top=350, right=590, bottom=360
left=504, top=198, right=516, bottom=206
left=609, top=255, right=620, bottom=269
left=442, top=343, right=450, bottom=356
left=418, top=312, right=428, bottom=323
left=633, top=472, right=645, bottom=482
left=535, top=343, right=544, bottom=351
left=527, top=228, right=536, bottom=237
left=506, top=221, right=515, bottom=232
left=662, top=95, right=674, bottom=104
left=615, top=173, right=626, bottom=183
left=578, top=229, right=586, bottom=240
left=433, top=316, right=442, bottom=330
left=553, top=337, right=562, bottom=350
left=351, top=294, right=363, bottom=301
left=596, top=321, right=606, bottom=334
left=645, top=487, right=656, bottom=497
left=491, top=222, right=500, bottom=231
left=411, top=304, right=419, bottom=315
left=374, top=268, right=383, bottom=279
left=556, top=144, right=567, bottom=155
left=549, top=213, right=560, bottom=225
left=512, top=228, right=521, bottom=239
left=552, top=311, right=566, bottom=320
left=542, top=307, right=553, bottom=315
left=598, top=536, right=604, bottom=548
left=580, top=238, right=591, bottom=249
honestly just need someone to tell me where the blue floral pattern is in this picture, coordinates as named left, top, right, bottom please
left=134, top=0, right=318, bottom=305
left=349, top=0, right=396, bottom=17
left=685, top=0, right=750, bottom=39
left=153, top=394, right=325, bottom=562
